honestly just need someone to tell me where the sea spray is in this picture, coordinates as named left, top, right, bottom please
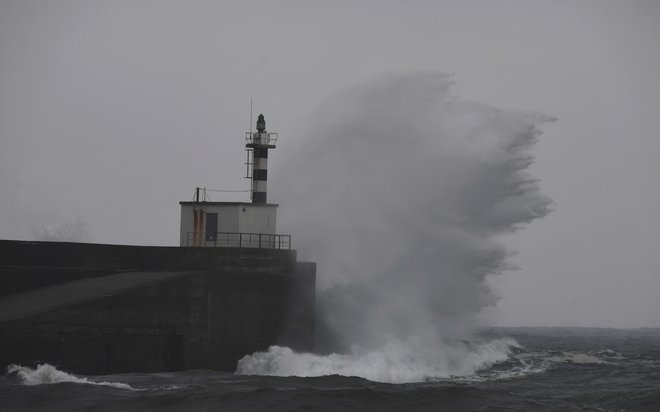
left=31, top=217, right=91, bottom=242
left=7, top=363, right=135, bottom=389
left=240, top=73, right=555, bottom=382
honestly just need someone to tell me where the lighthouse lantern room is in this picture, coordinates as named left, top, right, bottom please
left=179, top=114, right=289, bottom=249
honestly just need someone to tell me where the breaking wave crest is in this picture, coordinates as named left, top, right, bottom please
left=7, top=363, right=135, bottom=390
left=237, top=337, right=520, bottom=383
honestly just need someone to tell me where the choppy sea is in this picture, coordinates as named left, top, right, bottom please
left=2, top=327, right=659, bottom=411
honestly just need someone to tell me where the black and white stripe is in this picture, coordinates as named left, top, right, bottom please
left=246, top=114, right=276, bottom=204
left=251, top=139, right=269, bottom=203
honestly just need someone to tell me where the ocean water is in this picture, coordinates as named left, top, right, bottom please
left=2, top=327, right=659, bottom=411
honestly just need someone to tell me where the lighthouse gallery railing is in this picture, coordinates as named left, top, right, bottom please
left=185, top=232, right=291, bottom=250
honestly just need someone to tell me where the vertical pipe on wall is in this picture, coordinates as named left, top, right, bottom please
left=192, top=209, right=198, bottom=247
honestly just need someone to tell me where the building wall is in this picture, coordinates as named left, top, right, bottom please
left=238, top=204, right=277, bottom=235
left=180, top=204, right=241, bottom=246
left=179, top=203, right=278, bottom=247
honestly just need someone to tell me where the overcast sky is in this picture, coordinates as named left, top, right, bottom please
left=1, top=0, right=659, bottom=328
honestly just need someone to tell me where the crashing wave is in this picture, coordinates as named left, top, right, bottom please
left=237, top=337, right=520, bottom=383
left=7, top=363, right=135, bottom=390
left=249, top=73, right=554, bottom=384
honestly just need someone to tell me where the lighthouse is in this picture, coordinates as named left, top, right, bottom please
left=178, top=114, right=287, bottom=248
left=246, top=114, right=277, bottom=203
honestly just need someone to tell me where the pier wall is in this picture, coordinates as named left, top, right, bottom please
left=0, top=240, right=315, bottom=374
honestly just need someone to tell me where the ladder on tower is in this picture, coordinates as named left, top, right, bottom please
left=244, top=148, right=254, bottom=179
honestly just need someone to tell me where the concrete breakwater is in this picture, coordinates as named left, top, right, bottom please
left=0, top=240, right=315, bottom=374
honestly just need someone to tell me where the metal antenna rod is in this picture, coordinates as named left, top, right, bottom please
left=248, top=97, right=254, bottom=197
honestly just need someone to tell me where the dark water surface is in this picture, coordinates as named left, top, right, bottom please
left=2, top=327, right=659, bottom=411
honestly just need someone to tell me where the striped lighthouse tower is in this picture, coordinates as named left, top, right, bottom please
left=246, top=114, right=277, bottom=203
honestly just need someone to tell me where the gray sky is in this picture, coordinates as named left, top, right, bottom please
left=1, top=0, right=659, bottom=328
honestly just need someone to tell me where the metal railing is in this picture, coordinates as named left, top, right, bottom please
left=185, top=232, right=291, bottom=250
left=245, top=131, right=278, bottom=146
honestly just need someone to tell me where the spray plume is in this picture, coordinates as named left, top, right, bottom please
left=32, top=217, right=91, bottom=242
left=237, top=73, right=554, bottom=382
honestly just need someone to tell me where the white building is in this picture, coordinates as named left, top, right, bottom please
left=179, top=114, right=289, bottom=249
left=179, top=201, right=284, bottom=248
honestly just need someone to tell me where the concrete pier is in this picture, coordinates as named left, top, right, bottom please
left=0, top=240, right=315, bottom=374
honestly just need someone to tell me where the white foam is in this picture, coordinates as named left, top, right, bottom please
left=236, top=337, right=519, bottom=383
left=7, top=363, right=135, bottom=390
